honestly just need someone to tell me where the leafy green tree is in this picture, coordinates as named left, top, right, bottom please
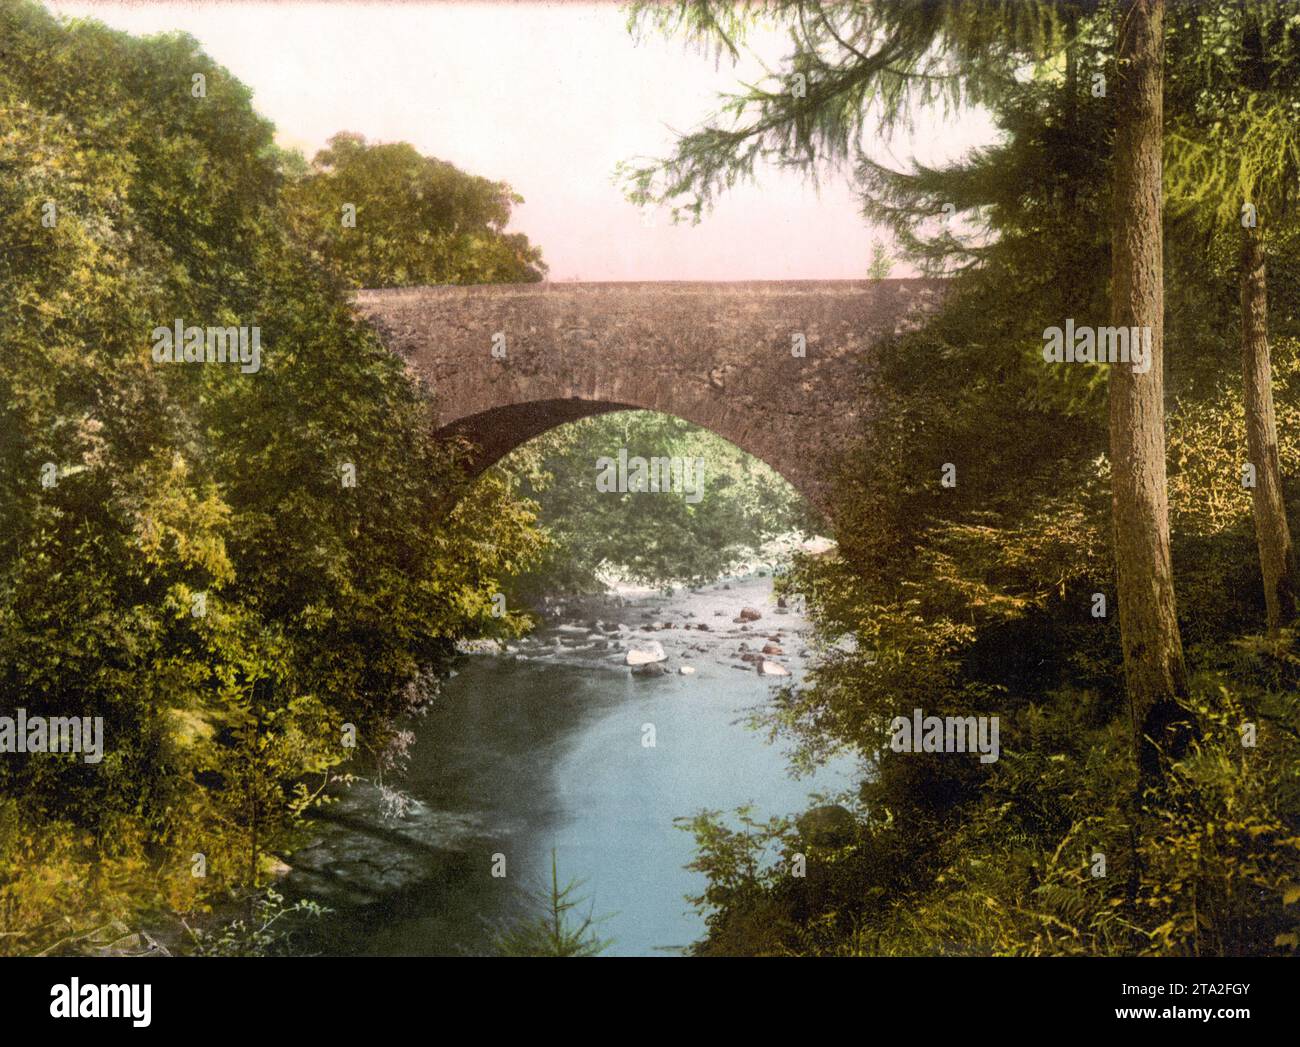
left=284, top=132, right=546, bottom=287
left=0, top=0, right=545, bottom=950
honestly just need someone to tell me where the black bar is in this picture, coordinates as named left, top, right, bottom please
left=2, top=956, right=1286, bottom=1035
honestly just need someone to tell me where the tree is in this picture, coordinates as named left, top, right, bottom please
left=284, top=132, right=546, bottom=287
left=615, top=0, right=1300, bottom=960
left=867, top=238, right=893, bottom=280
left=490, top=849, right=613, bottom=957
left=1165, top=3, right=1300, bottom=635
left=620, top=1, right=1073, bottom=222
left=1108, top=0, right=1193, bottom=783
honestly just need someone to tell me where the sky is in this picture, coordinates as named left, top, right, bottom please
left=47, top=1, right=999, bottom=281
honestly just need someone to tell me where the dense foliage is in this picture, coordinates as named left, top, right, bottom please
left=0, top=0, right=544, bottom=953
left=284, top=131, right=546, bottom=287
left=494, top=410, right=817, bottom=596
left=627, top=0, right=1300, bottom=956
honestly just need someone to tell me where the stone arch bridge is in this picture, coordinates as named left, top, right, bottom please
left=353, top=280, right=942, bottom=516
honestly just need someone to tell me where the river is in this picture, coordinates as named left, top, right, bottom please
left=284, top=572, right=861, bottom=956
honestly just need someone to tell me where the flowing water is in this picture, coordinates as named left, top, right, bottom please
left=286, top=573, right=861, bottom=956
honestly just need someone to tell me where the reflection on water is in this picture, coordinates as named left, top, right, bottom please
left=287, top=575, right=861, bottom=956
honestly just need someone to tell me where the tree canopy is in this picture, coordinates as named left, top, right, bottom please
left=285, top=131, right=546, bottom=287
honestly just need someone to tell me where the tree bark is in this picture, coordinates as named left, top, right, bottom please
left=1240, top=230, right=1299, bottom=633
left=1109, top=0, right=1191, bottom=784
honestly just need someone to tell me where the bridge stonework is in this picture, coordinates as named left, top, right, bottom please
left=353, top=279, right=941, bottom=515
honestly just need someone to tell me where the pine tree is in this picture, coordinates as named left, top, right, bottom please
left=1165, top=2, right=1300, bottom=636
left=1108, top=0, right=1193, bottom=784
left=491, top=850, right=614, bottom=957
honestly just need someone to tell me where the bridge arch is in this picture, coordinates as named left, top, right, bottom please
left=353, top=280, right=942, bottom=515
left=430, top=399, right=826, bottom=514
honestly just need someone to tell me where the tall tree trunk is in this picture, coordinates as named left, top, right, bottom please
left=1109, top=0, right=1191, bottom=785
left=1240, top=230, right=1299, bottom=633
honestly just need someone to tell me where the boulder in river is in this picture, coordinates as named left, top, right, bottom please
left=455, top=639, right=503, bottom=655
left=625, top=641, right=667, bottom=666
left=758, top=659, right=790, bottom=676
left=737, top=607, right=763, bottom=622
left=632, top=661, right=669, bottom=677
left=678, top=666, right=696, bottom=675
left=762, top=644, right=784, bottom=655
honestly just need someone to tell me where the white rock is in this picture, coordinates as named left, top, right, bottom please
left=759, top=660, right=790, bottom=676
left=455, top=639, right=502, bottom=655
left=678, top=666, right=696, bottom=675
left=800, top=536, right=837, bottom=556
left=625, top=641, right=667, bottom=666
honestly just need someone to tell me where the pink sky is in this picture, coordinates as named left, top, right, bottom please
left=49, top=1, right=998, bottom=281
